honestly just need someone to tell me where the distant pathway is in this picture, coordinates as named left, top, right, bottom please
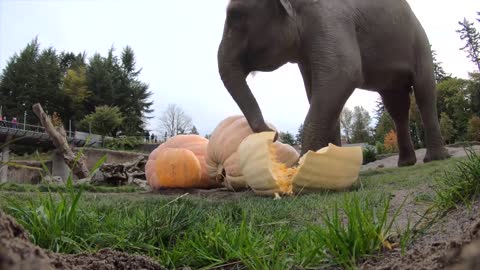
left=361, top=145, right=480, bottom=171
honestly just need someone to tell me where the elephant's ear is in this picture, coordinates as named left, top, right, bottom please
left=279, top=0, right=295, bottom=17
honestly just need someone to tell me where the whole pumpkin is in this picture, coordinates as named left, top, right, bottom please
left=148, top=148, right=203, bottom=189
left=206, top=115, right=299, bottom=191
left=146, top=135, right=218, bottom=189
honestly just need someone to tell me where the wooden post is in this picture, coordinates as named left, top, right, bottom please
left=32, top=103, right=89, bottom=180
left=0, top=138, right=10, bottom=183
left=0, top=135, right=12, bottom=183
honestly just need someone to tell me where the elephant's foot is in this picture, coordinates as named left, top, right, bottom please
left=423, top=147, right=451, bottom=163
left=398, top=152, right=417, bottom=167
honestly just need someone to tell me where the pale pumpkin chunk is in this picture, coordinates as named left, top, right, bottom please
left=268, top=144, right=297, bottom=195
left=238, top=132, right=363, bottom=197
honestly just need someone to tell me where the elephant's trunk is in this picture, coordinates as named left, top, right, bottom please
left=217, top=40, right=272, bottom=133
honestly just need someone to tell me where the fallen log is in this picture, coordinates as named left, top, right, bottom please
left=75, top=156, right=148, bottom=190
left=32, top=103, right=90, bottom=180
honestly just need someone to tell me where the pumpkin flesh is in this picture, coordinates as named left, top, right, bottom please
left=238, top=132, right=363, bottom=196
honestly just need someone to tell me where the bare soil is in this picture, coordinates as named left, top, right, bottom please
left=361, top=201, right=480, bottom=270
left=0, top=210, right=167, bottom=270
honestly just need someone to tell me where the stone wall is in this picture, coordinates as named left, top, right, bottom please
left=7, top=148, right=148, bottom=184
left=77, top=148, right=148, bottom=170
left=7, top=161, right=52, bottom=184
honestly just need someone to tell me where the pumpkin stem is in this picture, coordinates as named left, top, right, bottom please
left=215, top=165, right=226, bottom=183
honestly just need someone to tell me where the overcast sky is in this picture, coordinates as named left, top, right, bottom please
left=1, top=0, right=479, bottom=136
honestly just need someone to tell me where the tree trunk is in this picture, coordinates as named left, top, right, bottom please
left=32, top=103, right=90, bottom=180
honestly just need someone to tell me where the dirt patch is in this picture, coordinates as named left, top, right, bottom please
left=362, top=146, right=480, bottom=171
left=360, top=201, right=480, bottom=270
left=0, top=210, right=167, bottom=270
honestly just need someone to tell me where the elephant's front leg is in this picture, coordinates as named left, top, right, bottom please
left=299, top=63, right=343, bottom=148
left=300, top=46, right=361, bottom=155
left=301, top=86, right=355, bottom=155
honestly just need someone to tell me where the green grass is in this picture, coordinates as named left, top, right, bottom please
left=2, top=189, right=403, bottom=269
left=433, top=147, right=480, bottom=211
left=10, top=151, right=53, bottom=161
left=0, top=182, right=144, bottom=193
left=1, top=155, right=475, bottom=269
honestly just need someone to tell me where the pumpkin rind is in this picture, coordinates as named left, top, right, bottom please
left=148, top=148, right=203, bottom=189
left=206, top=115, right=299, bottom=191
left=293, top=144, right=363, bottom=191
left=238, top=132, right=363, bottom=196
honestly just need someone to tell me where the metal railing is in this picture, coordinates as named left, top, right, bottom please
left=0, top=120, right=75, bottom=138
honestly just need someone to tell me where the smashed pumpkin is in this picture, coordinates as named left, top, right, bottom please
left=206, top=115, right=299, bottom=191
left=238, top=132, right=363, bottom=196
left=146, top=135, right=218, bottom=189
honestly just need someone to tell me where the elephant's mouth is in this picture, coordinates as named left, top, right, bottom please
left=247, top=52, right=287, bottom=72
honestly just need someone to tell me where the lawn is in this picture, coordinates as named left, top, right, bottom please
left=0, top=153, right=478, bottom=270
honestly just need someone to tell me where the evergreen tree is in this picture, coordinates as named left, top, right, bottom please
left=84, top=46, right=153, bottom=135
left=279, top=131, right=296, bottom=146
left=468, top=72, right=480, bottom=115
left=439, top=112, right=456, bottom=144
left=295, top=124, right=304, bottom=146
left=436, top=78, right=471, bottom=141
left=59, top=51, right=86, bottom=73
left=457, top=17, right=480, bottom=70
left=431, top=47, right=451, bottom=83
left=0, top=38, right=67, bottom=124
left=35, top=48, right=64, bottom=120
left=190, top=125, right=199, bottom=135
left=375, top=111, right=395, bottom=142
left=0, top=38, right=40, bottom=123
left=340, top=107, right=353, bottom=143
left=374, top=97, right=385, bottom=120
left=409, top=96, right=425, bottom=148
left=350, top=106, right=371, bottom=143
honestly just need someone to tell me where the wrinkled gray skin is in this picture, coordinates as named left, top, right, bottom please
left=218, top=0, right=450, bottom=166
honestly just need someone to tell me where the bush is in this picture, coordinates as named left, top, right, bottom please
left=375, top=141, right=386, bottom=155
left=362, top=145, right=376, bottom=165
left=104, top=136, right=143, bottom=151
left=383, top=130, right=398, bottom=153
left=467, top=116, right=480, bottom=142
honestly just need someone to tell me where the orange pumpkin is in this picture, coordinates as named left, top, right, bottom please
left=148, top=148, right=203, bottom=189
left=146, top=135, right=218, bottom=189
left=206, top=115, right=299, bottom=191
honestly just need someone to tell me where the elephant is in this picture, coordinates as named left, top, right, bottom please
left=217, top=0, right=451, bottom=167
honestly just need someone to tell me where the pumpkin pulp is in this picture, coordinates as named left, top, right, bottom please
left=268, top=144, right=298, bottom=195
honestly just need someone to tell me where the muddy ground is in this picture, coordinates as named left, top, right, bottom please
left=0, top=209, right=168, bottom=270
left=360, top=201, right=480, bottom=270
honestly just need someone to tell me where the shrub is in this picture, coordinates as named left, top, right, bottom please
left=362, top=145, right=376, bottom=165
left=375, top=141, right=386, bottom=155
left=104, top=136, right=143, bottom=151
left=467, top=116, right=480, bottom=142
left=383, top=130, right=398, bottom=153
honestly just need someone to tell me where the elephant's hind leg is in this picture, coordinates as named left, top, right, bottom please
left=380, top=89, right=417, bottom=167
left=413, top=62, right=450, bottom=163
